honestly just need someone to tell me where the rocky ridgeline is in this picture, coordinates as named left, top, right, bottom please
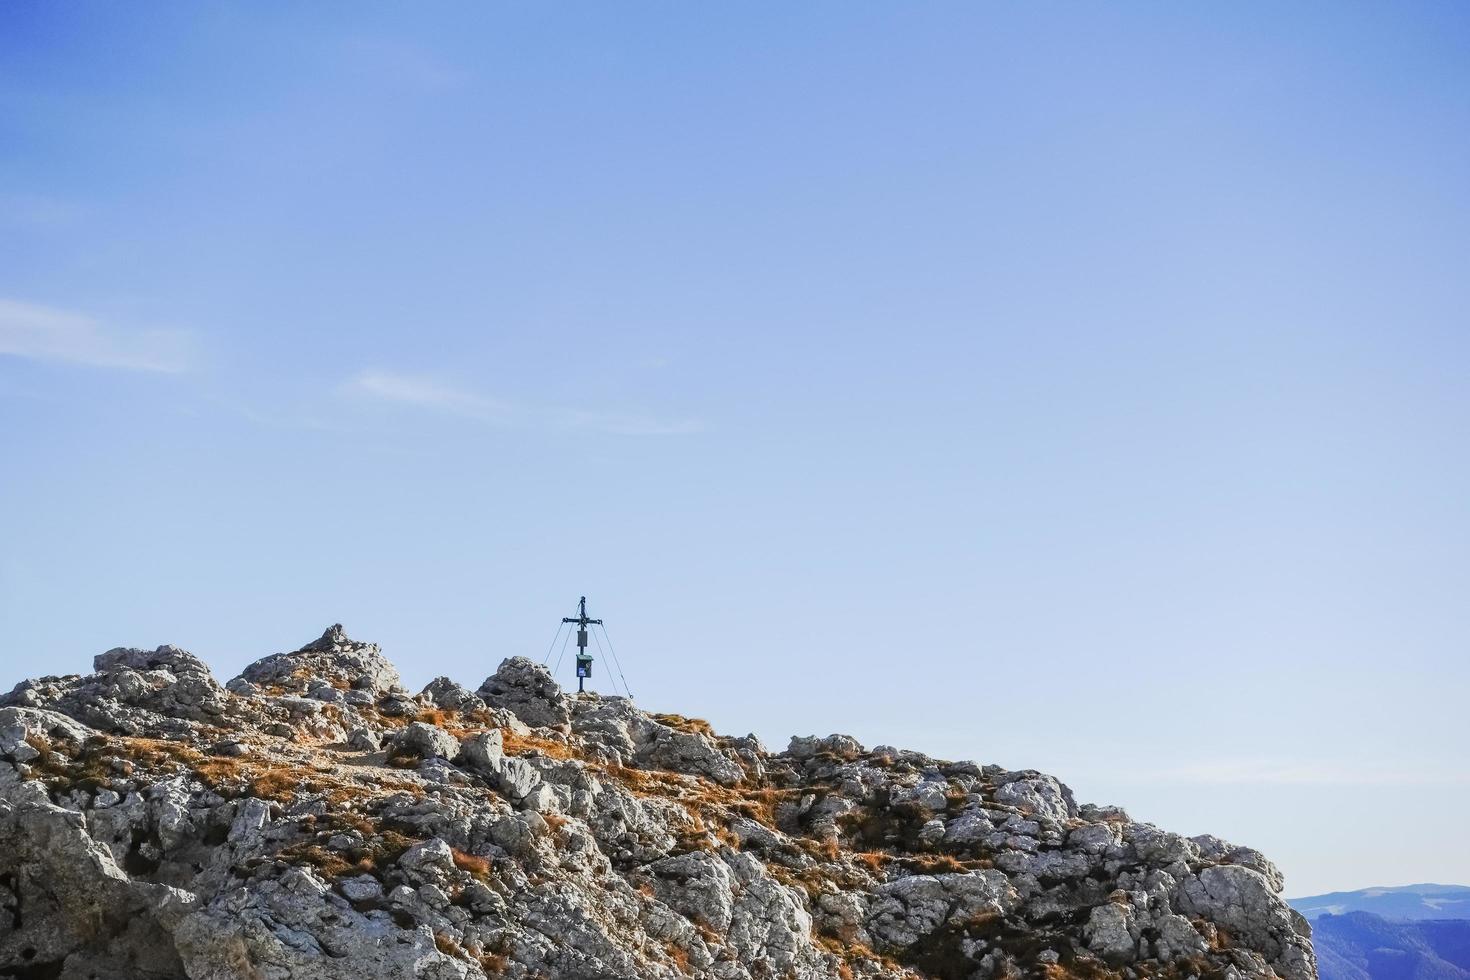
left=0, top=626, right=1316, bottom=980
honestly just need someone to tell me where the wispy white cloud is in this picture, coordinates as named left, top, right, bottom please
left=0, top=298, right=193, bottom=373
left=343, top=370, right=519, bottom=425
left=1109, top=758, right=1470, bottom=788
left=344, top=369, right=700, bottom=436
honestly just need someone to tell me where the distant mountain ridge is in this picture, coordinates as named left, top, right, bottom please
left=1308, top=912, right=1470, bottom=980
left=1291, top=884, right=1470, bottom=922
left=1286, top=886, right=1470, bottom=980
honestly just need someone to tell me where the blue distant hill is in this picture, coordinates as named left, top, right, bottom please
left=1287, top=886, right=1470, bottom=980
left=1308, top=912, right=1470, bottom=980
left=1291, top=885, right=1470, bottom=922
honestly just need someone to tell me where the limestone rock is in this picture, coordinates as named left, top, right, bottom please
left=421, top=676, right=487, bottom=714
left=787, top=733, right=865, bottom=760
left=457, top=730, right=503, bottom=772
left=347, top=727, right=381, bottom=752
left=1084, top=902, right=1138, bottom=962
left=993, top=771, right=1077, bottom=824
left=476, top=657, right=571, bottom=729
left=636, top=726, right=743, bottom=786
left=389, top=722, right=460, bottom=761
left=3, top=644, right=231, bottom=736
left=235, top=624, right=403, bottom=697
left=866, top=871, right=1019, bottom=949
left=1177, top=864, right=1317, bottom=980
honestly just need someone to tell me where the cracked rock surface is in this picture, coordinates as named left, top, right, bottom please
left=0, top=625, right=1316, bottom=980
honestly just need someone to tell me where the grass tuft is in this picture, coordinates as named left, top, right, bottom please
left=451, top=849, right=492, bottom=878
left=650, top=713, right=716, bottom=738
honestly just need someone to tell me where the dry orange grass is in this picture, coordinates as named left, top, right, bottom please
left=663, top=942, right=692, bottom=975
left=429, top=708, right=500, bottom=740
left=731, top=786, right=788, bottom=827
left=249, top=767, right=308, bottom=801
left=433, top=931, right=471, bottom=961
left=900, top=853, right=972, bottom=875
left=23, top=733, right=56, bottom=762
left=478, top=951, right=511, bottom=974
left=24, top=735, right=217, bottom=794
left=277, top=842, right=365, bottom=879
left=602, top=764, right=787, bottom=821
left=650, top=713, right=716, bottom=738
left=501, top=728, right=579, bottom=760
left=416, top=708, right=458, bottom=728
left=811, top=838, right=841, bottom=861
left=1039, top=961, right=1126, bottom=980
left=813, top=934, right=900, bottom=978
left=97, top=735, right=427, bottom=810
left=602, top=764, right=690, bottom=797
left=330, top=811, right=377, bottom=837
left=451, top=849, right=492, bottom=878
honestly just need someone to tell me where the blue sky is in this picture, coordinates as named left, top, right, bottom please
left=2, top=3, right=1467, bottom=895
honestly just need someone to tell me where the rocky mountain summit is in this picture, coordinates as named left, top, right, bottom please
left=0, top=626, right=1316, bottom=980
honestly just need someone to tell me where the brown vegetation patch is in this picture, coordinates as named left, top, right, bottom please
left=813, top=934, right=903, bottom=978
left=899, top=853, right=971, bottom=875
left=1039, top=956, right=1128, bottom=980
left=602, top=764, right=690, bottom=797
left=730, top=786, right=789, bottom=828
left=27, top=735, right=206, bottom=793
left=18, top=731, right=441, bottom=818
left=808, top=837, right=841, bottom=861
left=662, top=941, right=692, bottom=975
left=478, top=951, right=511, bottom=974
left=249, top=767, right=310, bottom=801
left=501, top=728, right=579, bottom=761
left=277, top=842, right=365, bottom=879
left=451, top=849, right=492, bottom=878
left=433, top=931, right=472, bottom=961
left=650, top=713, right=715, bottom=738
left=416, top=708, right=458, bottom=728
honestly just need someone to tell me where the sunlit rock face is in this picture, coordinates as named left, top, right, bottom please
left=0, top=626, right=1316, bottom=980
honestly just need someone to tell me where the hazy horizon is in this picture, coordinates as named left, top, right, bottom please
left=3, top=3, right=1468, bottom=896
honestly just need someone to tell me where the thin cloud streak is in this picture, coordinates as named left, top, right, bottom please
left=0, top=298, right=193, bottom=373
left=344, top=369, right=700, bottom=436
left=344, top=370, right=519, bottom=425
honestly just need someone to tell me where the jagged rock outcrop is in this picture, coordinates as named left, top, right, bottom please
left=0, top=626, right=1317, bottom=980
left=476, top=657, right=572, bottom=729
left=234, top=624, right=405, bottom=700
